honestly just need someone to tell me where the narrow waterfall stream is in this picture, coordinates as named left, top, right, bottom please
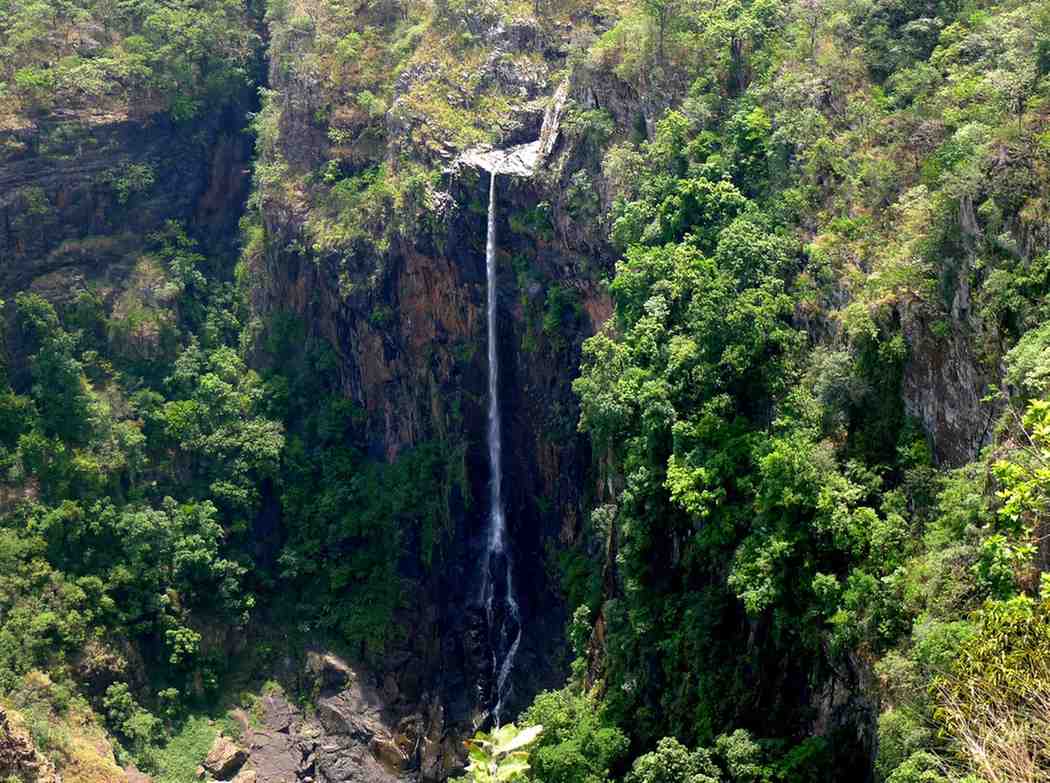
left=480, top=170, right=522, bottom=726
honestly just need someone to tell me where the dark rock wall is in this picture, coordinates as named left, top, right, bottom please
left=0, top=106, right=254, bottom=304
left=243, top=13, right=638, bottom=770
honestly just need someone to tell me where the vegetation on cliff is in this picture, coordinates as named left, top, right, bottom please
left=3, top=0, right=1050, bottom=781
left=506, top=0, right=1050, bottom=779
left=0, top=0, right=261, bottom=126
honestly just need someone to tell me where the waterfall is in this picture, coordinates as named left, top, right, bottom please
left=480, top=170, right=522, bottom=726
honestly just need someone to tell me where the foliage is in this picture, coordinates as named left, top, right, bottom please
left=626, top=736, right=720, bottom=783
left=931, top=594, right=1050, bottom=782
left=149, top=715, right=219, bottom=783
left=10, top=1, right=1050, bottom=782
left=519, top=689, right=628, bottom=783
left=571, top=89, right=916, bottom=757
left=551, top=0, right=1050, bottom=776
left=0, top=0, right=260, bottom=122
left=465, top=723, right=544, bottom=782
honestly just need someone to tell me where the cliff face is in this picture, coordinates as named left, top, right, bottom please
left=0, top=4, right=627, bottom=776
left=242, top=7, right=632, bottom=774
left=0, top=707, right=60, bottom=783
left=1, top=3, right=1029, bottom=781
left=0, top=107, right=253, bottom=305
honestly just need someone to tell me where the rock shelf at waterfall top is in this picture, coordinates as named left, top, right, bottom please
left=456, top=140, right=543, bottom=177
left=455, top=81, right=568, bottom=177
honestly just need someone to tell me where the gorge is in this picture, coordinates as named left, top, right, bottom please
left=2, top=1, right=1050, bottom=783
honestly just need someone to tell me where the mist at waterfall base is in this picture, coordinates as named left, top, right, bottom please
left=478, top=170, right=522, bottom=727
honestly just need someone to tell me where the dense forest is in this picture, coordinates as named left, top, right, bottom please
left=1, top=0, right=1050, bottom=781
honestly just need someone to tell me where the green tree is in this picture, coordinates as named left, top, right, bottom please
left=641, top=0, right=679, bottom=65
left=519, top=689, right=628, bottom=783
left=627, top=737, right=720, bottom=783
left=15, top=294, right=93, bottom=444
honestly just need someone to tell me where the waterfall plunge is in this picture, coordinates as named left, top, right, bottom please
left=465, top=85, right=569, bottom=725
left=480, top=170, right=522, bottom=726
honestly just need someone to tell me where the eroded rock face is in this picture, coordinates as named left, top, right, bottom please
left=0, top=707, right=60, bottom=783
left=0, top=109, right=253, bottom=304
left=225, top=657, right=432, bottom=783
left=901, top=289, right=998, bottom=467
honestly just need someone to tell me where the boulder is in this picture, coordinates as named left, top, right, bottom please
left=203, top=734, right=248, bottom=780
left=245, top=729, right=300, bottom=783
left=369, top=733, right=409, bottom=772
left=306, top=652, right=353, bottom=692
left=228, top=708, right=251, bottom=734
left=317, top=697, right=357, bottom=736
left=314, top=741, right=402, bottom=783
left=231, top=770, right=257, bottom=783
left=316, top=687, right=384, bottom=741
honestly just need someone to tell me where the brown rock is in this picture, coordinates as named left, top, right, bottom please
left=203, top=734, right=249, bottom=780
left=228, top=708, right=251, bottom=734
left=369, top=734, right=409, bottom=772
left=125, top=764, right=153, bottom=783
left=0, top=707, right=60, bottom=783
left=231, top=770, right=257, bottom=783
left=306, top=652, right=353, bottom=691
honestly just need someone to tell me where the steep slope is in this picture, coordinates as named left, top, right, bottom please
left=3, top=0, right=1050, bottom=782
left=240, top=0, right=625, bottom=745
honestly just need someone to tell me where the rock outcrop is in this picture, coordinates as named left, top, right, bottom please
left=220, top=655, right=429, bottom=783
left=307, top=653, right=353, bottom=692
left=0, top=103, right=253, bottom=315
left=0, top=707, right=60, bottom=783
left=204, top=735, right=250, bottom=780
left=901, top=276, right=998, bottom=466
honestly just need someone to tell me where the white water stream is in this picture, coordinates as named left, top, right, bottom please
left=467, top=86, right=570, bottom=724
left=480, top=170, right=521, bottom=726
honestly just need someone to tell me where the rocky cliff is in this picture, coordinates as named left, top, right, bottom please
left=0, top=1, right=1031, bottom=781
left=0, top=707, right=60, bottom=783
left=0, top=105, right=254, bottom=304
left=239, top=6, right=635, bottom=776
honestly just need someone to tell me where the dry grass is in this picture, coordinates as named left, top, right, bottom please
left=939, top=682, right=1050, bottom=782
